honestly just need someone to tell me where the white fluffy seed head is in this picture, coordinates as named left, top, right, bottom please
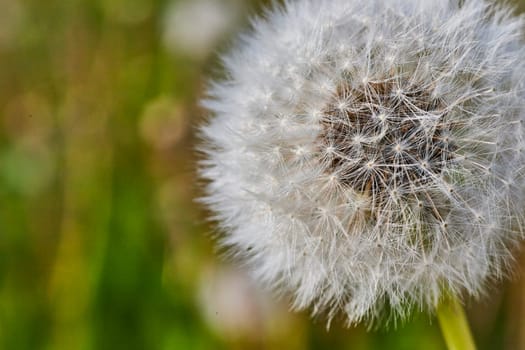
left=198, top=0, right=525, bottom=326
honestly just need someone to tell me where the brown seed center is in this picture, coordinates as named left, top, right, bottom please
left=320, top=80, right=456, bottom=209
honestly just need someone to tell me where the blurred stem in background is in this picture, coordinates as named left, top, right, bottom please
left=48, top=4, right=113, bottom=350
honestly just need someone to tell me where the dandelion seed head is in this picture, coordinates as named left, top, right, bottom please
left=199, top=0, right=525, bottom=326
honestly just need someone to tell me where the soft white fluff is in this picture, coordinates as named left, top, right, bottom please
left=199, top=0, right=525, bottom=326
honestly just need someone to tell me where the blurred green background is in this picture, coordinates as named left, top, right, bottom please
left=1, top=0, right=525, bottom=349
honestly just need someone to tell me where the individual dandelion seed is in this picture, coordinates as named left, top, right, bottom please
left=198, top=0, right=525, bottom=330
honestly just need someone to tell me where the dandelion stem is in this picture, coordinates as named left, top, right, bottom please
left=436, top=295, right=476, bottom=350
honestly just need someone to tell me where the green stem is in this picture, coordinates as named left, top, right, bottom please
left=436, top=295, right=476, bottom=350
